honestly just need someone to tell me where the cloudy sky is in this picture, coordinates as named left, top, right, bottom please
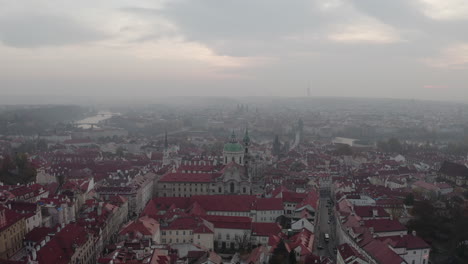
left=1, top=0, right=467, bottom=102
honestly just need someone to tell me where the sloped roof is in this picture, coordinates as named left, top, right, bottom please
left=377, top=234, right=430, bottom=250
left=363, top=219, right=406, bottom=233
left=439, top=161, right=468, bottom=177
left=251, top=222, right=282, bottom=237
left=202, top=215, right=251, bottom=230
left=254, top=198, right=283, bottom=211
left=363, top=239, right=405, bottom=264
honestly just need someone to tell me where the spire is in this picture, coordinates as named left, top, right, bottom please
left=230, top=130, right=237, bottom=143
left=164, top=130, right=168, bottom=149
left=243, top=127, right=250, bottom=145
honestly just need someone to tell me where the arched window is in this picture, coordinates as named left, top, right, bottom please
left=230, top=182, right=235, bottom=193
left=239, top=157, right=242, bottom=164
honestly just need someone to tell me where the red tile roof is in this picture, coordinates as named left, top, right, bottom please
left=337, top=243, right=366, bottom=263
left=0, top=206, right=24, bottom=232
left=202, top=215, right=251, bottom=230
left=377, top=234, right=430, bottom=250
left=364, top=219, right=406, bottom=233
left=191, top=195, right=256, bottom=212
left=36, top=223, right=90, bottom=264
left=254, top=198, right=284, bottom=211
left=24, top=226, right=54, bottom=243
left=281, top=191, right=308, bottom=204
left=159, top=172, right=221, bottom=183
left=363, top=239, right=405, bottom=264
left=353, top=206, right=389, bottom=218
left=251, top=222, right=282, bottom=237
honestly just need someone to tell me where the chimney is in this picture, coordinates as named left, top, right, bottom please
left=372, top=209, right=378, bottom=218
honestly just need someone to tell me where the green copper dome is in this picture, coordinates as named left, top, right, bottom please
left=224, top=130, right=244, bottom=152
left=223, top=142, right=244, bottom=152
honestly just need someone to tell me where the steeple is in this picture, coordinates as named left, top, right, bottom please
left=243, top=127, right=250, bottom=146
left=230, top=130, right=237, bottom=143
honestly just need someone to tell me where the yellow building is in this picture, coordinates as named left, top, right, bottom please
left=0, top=207, right=27, bottom=259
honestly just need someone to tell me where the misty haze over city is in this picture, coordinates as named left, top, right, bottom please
left=1, top=1, right=468, bottom=264
left=1, top=0, right=468, bottom=102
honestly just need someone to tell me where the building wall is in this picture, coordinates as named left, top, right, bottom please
left=158, top=182, right=210, bottom=197
left=254, top=210, right=283, bottom=223
left=223, top=151, right=244, bottom=165
left=193, top=233, right=214, bottom=250
left=25, top=209, right=42, bottom=232
left=0, top=217, right=26, bottom=259
left=214, top=228, right=250, bottom=250
left=161, top=229, right=193, bottom=244
left=374, top=230, right=408, bottom=238
left=206, top=211, right=250, bottom=217
left=251, top=235, right=269, bottom=246
left=291, top=218, right=314, bottom=232
left=398, top=247, right=430, bottom=264
left=71, top=233, right=96, bottom=264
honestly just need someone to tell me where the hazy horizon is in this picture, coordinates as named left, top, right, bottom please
left=1, top=1, right=468, bottom=102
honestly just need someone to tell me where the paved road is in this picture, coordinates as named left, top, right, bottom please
left=314, top=195, right=337, bottom=261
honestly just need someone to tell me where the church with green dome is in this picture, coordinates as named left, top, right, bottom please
left=223, top=129, right=250, bottom=165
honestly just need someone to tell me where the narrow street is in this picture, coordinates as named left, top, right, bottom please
left=314, top=191, right=337, bottom=261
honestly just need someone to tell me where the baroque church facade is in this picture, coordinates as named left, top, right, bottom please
left=157, top=129, right=254, bottom=197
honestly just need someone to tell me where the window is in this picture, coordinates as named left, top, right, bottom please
left=412, top=261, right=415, bottom=264
left=226, top=234, right=230, bottom=240
left=198, top=234, right=200, bottom=239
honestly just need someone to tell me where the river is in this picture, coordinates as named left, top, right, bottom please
left=75, top=111, right=118, bottom=129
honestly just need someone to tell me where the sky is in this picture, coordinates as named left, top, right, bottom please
left=1, top=0, right=468, bottom=102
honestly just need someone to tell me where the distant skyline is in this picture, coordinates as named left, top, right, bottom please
left=1, top=0, right=468, bottom=102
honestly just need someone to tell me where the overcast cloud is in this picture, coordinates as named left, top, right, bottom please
left=1, top=0, right=467, bottom=102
